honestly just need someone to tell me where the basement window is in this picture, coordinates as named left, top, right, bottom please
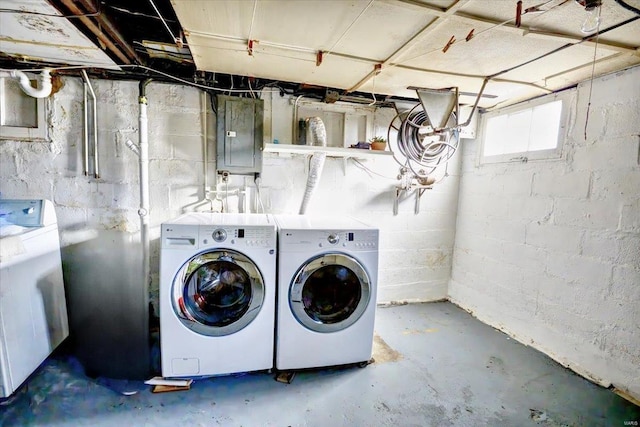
left=0, top=75, right=48, bottom=141
left=479, top=89, right=574, bottom=164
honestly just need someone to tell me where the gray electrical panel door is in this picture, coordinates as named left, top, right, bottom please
left=216, top=95, right=263, bottom=174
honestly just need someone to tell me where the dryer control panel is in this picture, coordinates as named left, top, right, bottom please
left=279, top=229, right=378, bottom=252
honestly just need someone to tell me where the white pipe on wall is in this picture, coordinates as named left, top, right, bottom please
left=202, top=91, right=214, bottom=211
left=138, top=80, right=152, bottom=292
left=0, top=69, right=52, bottom=98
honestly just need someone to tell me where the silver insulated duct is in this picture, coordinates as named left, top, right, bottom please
left=299, top=117, right=327, bottom=215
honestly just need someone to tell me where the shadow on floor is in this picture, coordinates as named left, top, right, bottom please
left=1, top=302, right=638, bottom=427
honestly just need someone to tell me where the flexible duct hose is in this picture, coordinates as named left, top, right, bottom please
left=299, top=117, right=327, bottom=215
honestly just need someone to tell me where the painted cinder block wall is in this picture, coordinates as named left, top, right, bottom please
left=260, top=90, right=461, bottom=303
left=449, top=65, right=640, bottom=399
left=0, top=76, right=461, bottom=310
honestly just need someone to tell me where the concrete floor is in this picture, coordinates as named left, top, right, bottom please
left=1, top=302, right=638, bottom=426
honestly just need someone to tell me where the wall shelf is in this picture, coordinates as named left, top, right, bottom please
left=263, top=143, right=393, bottom=159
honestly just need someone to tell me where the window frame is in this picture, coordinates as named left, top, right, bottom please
left=478, top=88, right=575, bottom=164
left=0, top=73, right=49, bottom=142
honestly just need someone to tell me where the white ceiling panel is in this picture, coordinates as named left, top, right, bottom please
left=187, top=33, right=374, bottom=90
left=460, top=0, right=637, bottom=36
left=396, top=22, right=572, bottom=76
left=323, top=1, right=438, bottom=60
left=0, top=0, right=118, bottom=68
left=250, top=1, right=377, bottom=50
left=533, top=52, right=640, bottom=93
left=598, top=18, right=640, bottom=46
left=173, top=0, right=640, bottom=108
left=499, top=43, right=620, bottom=83
left=169, top=0, right=255, bottom=39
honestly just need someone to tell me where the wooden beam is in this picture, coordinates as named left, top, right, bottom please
left=58, top=0, right=131, bottom=64
left=75, top=0, right=142, bottom=63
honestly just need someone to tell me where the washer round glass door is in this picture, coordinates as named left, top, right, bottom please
left=172, top=249, right=264, bottom=337
left=289, top=253, right=371, bottom=333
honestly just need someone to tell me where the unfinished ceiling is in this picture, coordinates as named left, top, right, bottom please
left=0, top=0, right=118, bottom=69
left=0, top=0, right=639, bottom=108
left=172, top=0, right=640, bottom=108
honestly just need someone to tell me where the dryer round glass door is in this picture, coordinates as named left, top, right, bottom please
left=289, top=252, right=371, bottom=333
left=171, top=249, right=265, bottom=336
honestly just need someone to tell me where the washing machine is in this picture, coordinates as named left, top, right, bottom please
left=274, top=215, right=379, bottom=370
left=0, top=199, right=69, bottom=398
left=160, top=213, right=276, bottom=378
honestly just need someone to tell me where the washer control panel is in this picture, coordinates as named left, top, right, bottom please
left=199, top=225, right=275, bottom=248
left=0, top=199, right=48, bottom=227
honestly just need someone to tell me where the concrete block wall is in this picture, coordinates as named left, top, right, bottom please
left=449, top=65, right=640, bottom=399
left=261, top=150, right=461, bottom=302
left=0, top=76, right=462, bottom=309
left=0, top=77, right=211, bottom=311
left=260, top=95, right=462, bottom=303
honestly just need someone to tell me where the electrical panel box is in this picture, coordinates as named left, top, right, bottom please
left=216, top=95, right=263, bottom=174
left=458, top=105, right=478, bottom=140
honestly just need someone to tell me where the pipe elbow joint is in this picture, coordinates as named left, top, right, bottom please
left=10, top=69, right=52, bottom=98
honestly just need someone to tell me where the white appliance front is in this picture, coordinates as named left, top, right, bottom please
left=160, top=213, right=276, bottom=378
left=0, top=199, right=69, bottom=398
left=275, top=215, right=379, bottom=370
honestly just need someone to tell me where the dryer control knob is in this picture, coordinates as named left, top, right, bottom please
left=327, top=233, right=339, bottom=245
left=212, top=228, right=227, bottom=242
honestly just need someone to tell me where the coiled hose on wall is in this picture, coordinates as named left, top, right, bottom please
left=388, top=103, right=460, bottom=179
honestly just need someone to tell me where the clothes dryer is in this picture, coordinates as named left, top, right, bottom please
left=160, top=213, right=276, bottom=377
left=274, top=215, right=378, bottom=370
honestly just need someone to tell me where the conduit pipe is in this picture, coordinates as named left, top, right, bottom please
left=82, top=78, right=89, bottom=176
left=202, top=91, right=214, bottom=211
left=0, top=69, right=52, bottom=98
left=299, top=117, right=327, bottom=215
left=292, top=95, right=306, bottom=144
left=138, top=79, right=152, bottom=292
left=81, top=70, right=99, bottom=178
